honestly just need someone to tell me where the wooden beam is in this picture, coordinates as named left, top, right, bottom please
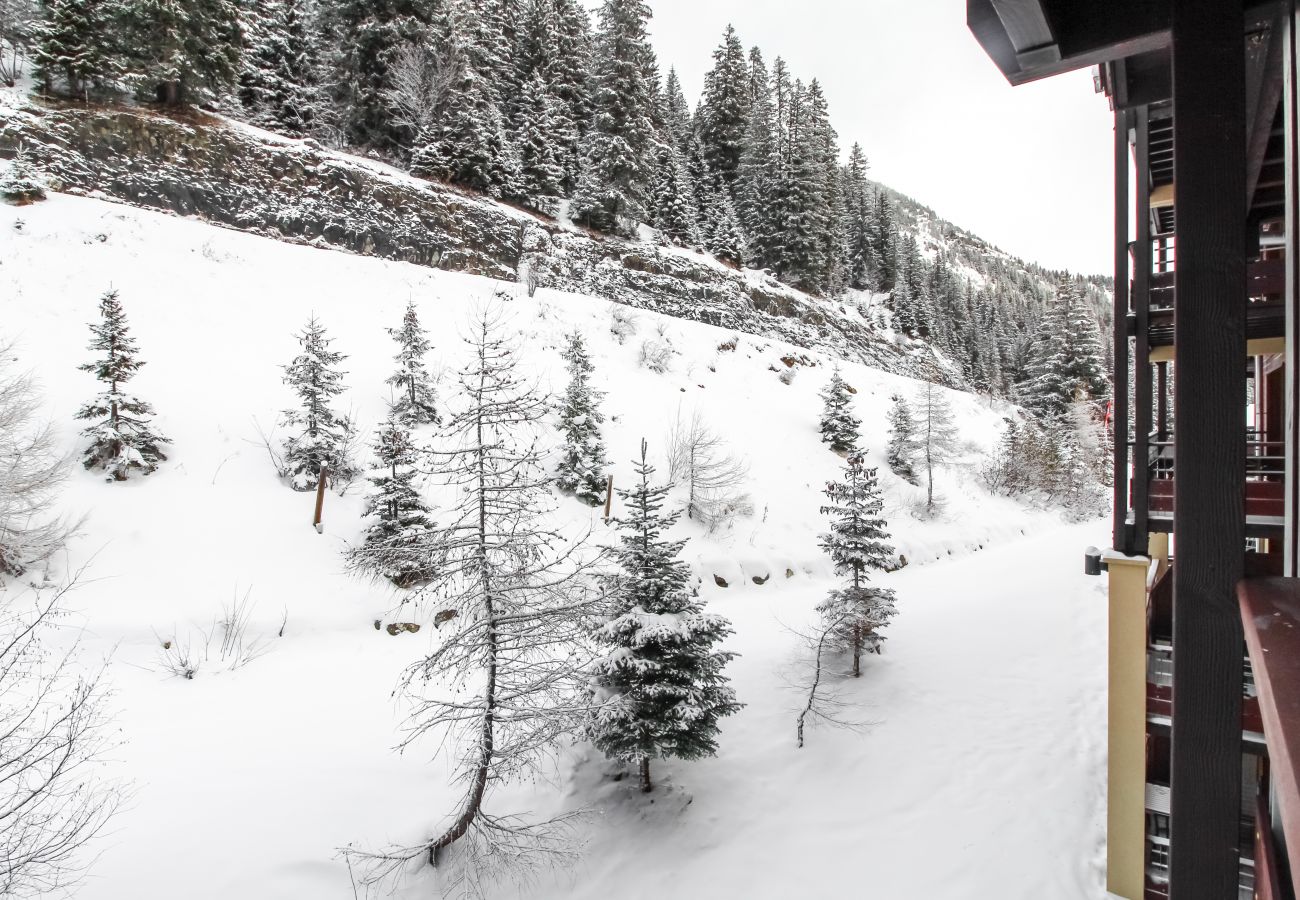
left=1247, top=11, right=1287, bottom=210
left=1168, top=0, right=1249, bottom=897
left=990, top=0, right=1060, bottom=67
left=1115, top=108, right=1133, bottom=553
left=1134, top=108, right=1153, bottom=556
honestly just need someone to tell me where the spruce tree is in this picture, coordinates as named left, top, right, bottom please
left=237, top=0, right=316, bottom=133
left=555, top=331, right=607, bottom=506
left=818, top=453, right=898, bottom=675
left=350, top=407, right=437, bottom=587
left=843, top=143, right=876, bottom=291
left=0, top=147, right=45, bottom=204
left=702, top=172, right=747, bottom=266
left=818, top=368, right=860, bottom=453
left=886, top=394, right=920, bottom=484
left=661, top=67, right=693, bottom=155
left=31, top=0, right=121, bottom=98
left=279, top=316, right=358, bottom=491
left=386, top=300, right=440, bottom=428
left=516, top=70, right=566, bottom=206
left=117, top=0, right=243, bottom=106
left=697, top=24, right=750, bottom=188
left=75, top=290, right=169, bottom=481
left=569, top=0, right=657, bottom=234
left=648, top=142, right=701, bottom=246
left=588, top=439, right=741, bottom=793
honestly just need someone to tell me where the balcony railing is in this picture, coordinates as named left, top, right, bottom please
left=1145, top=434, right=1285, bottom=526
left=1145, top=642, right=1263, bottom=733
left=1140, top=258, right=1285, bottom=347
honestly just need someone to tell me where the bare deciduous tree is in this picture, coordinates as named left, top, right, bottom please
left=0, top=0, right=37, bottom=87
left=790, top=613, right=869, bottom=749
left=665, top=408, right=751, bottom=532
left=346, top=308, right=603, bottom=897
left=0, top=343, right=78, bottom=577
left=383, top=39, right=464, bottom=138
left=1, top=575, right=121, bottom=897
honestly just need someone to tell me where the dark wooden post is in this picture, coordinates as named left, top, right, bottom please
left=1133, top=107, right=1153, bottom=555
left=603, top=475, right=614, bottom=524
left=1168, top=0, right=1248, bottom=896
left=313, top=466, right=329, bottom=531
left=1285, top=2, right=1300, bottom=577
left=1114, top=107, right=1133, bottom=554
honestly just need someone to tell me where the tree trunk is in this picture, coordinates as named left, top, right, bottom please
left=160, top=80, right=182, bottom=107
left=852, top=623, right=862, bottom=677
left=639, top=757, right=652, bottom=793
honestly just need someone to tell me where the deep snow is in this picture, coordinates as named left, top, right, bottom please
left=1, top=193, right=1108, bottom=899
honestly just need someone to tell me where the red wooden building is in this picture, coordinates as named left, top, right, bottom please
left=969, top=2, right=1300, bottom=899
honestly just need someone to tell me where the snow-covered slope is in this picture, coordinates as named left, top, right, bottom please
left=1, top=193, right=1109, bottom=899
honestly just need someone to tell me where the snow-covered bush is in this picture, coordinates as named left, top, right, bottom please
left=638, top=338, right=672, bottom=374
left=609, top=305, right=638, bottom=344
left=155, top=591, right=277, bottom=679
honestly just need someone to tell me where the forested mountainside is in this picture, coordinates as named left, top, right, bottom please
left=1, top=0, right=1111, bottom=405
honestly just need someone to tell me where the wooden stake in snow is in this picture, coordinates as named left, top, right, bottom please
left=313, top=466, right=328, bottom=532
left=603, top=475, right=614, bottom=524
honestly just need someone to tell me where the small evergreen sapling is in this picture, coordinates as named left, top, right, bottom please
left=554, top=330, right=607, bottom=505
left=588, top=440, right=741, bottom=793
left=818, top=368, right=860, bottom=453
left=0, top=148, right=46, bottom=205
left=350, top=408, right=437, bottom=587
left=386, top=300, right=440, bottom=427
left=885, top=394, right=919, bottom=484
left=818, top=454, right=898, bottom=676
left=75, top=290, right=168, bottom=481
left=279, top=316, right=358, bottom=491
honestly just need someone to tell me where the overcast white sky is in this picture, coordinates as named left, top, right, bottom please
left=596, top=0, right=1117, bottom=276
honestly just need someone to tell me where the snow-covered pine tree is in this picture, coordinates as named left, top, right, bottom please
left=517, top=0, right=591, bottom=193
left=75, top=290, right=168, bottom=481
left=515, top=70, right=566, bottom=207
left=736, top=48, right=780, bottom=270
left=588, top=439, right=740, bottom=793
left=818, top=368, right=860, bottom=453
left=817, top=453, right=898, bottom=675
left=702, top=173, right=747, bottom=266
left=886, top=394, right=919, bottom=484
left=914, top=377, right=958, bottom=511
left=349, top=407, right=437, bottom=587
left=697, top=24, right=750, bottom=188
left=569, top=0, right=657, bottom=234
left=279, top=315, right=358, bottom=491
left=386, top=300, right=440, bottom=427
left=555, top=330, right=607, bottom=506
left=843, top=143, right=878, bottom=291
left=237, top=0, right=316, bottom=134
left=30, top=0, right=122, bottom=98
left=661, top=67, right=692, bottom=155
left=648, top=142, right=701, bottom=246
left=0, top=147, right=45, bottom=204
left=351, top=309, right=604, bottom=887
left=318, top=0, right=437, bottom=151
left=410, top=0, right=517, bottom=198
left=117, top=0, right=243, bottom=106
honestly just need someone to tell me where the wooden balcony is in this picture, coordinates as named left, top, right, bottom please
left=1145, top=436, right=1285, bottom=534
left=1238, top=578, right=1300, bottom=900
left=1143, top=258, right=1286, bottom=349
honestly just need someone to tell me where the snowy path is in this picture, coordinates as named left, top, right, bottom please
left=543, top=519, right=1110, bottom=900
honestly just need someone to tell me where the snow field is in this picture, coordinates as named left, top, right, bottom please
left=0, top=193, right=1108, bottom=899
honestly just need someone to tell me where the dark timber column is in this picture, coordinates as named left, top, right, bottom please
left=1169, top=0, right=1247, bottom=897
left=1114, top=108, right=1132, bottom=553
left=1134, top=109, right=1153, bottom=555
left=1285, top=0, right=1299, bottom=577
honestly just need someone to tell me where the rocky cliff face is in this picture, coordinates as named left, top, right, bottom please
left=0, top=99, right=940, bottom=379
